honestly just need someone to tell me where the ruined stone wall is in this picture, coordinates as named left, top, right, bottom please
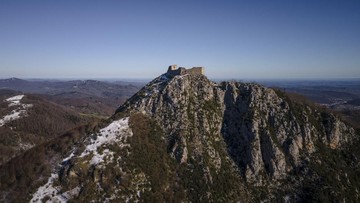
left=184, top=67, right=204, bottom=75
left=167, top=65, right=204, bottom=76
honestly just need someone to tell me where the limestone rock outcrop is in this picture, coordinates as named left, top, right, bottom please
left=117, top=73, right=356, bottom=184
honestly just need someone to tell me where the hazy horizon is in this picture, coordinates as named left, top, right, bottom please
left=1, top=76, right=360, bottom=83
left=1, top=0, right=359, bottom=79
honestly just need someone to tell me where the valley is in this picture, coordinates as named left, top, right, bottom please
left=0, top=78, right=143, bottom=117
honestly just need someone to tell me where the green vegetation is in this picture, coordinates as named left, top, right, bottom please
left=203, top=99, right=221, bottom=120
left=127, top=113, right=250, bottom=202
left=273, top=88, right=332, bottom=136
left=128, top=113, right=186, bottom=202
left=79, top=112, right=108, bottom=120
left=300, top=140, right=360, bottom=202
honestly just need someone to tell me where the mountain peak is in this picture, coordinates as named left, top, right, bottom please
left=3, top=67, right=358, bottom=202
left=116, top=67, right=212, bottom=115
left=116, top=69, right=356, bottom=183
left=0, top=77, right=26, bottom=83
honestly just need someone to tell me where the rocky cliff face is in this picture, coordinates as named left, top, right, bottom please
left=118, top=73, right=356, bottom=184
left=3, top=72, right=358, bottom=202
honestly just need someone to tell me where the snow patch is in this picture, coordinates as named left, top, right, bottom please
left=89, top=148, right=114, bottom=165
left=19, top=142, right=34, bottom=151
left=6, top=95, right=24, bottom=106
left=30, top=173, right=65, bottom=203
left=0, top=95, right=32, bottom=127
left=31, top=148, right=85, bottom=203
left=139, top=74, right=170, bottom=98
left=80, top=117, right=132, bottom=166
left=62, top=152, right=75, bottom=163
left=61, top=187, right=81, bottom=201
left=30, top=117, right=133, bottom=202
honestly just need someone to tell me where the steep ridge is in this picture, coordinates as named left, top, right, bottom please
left=117, top=73, right=358, bottom=201
left=118, top=73, right=356, bottom=182
left=1, top=71, right=359, bottom=202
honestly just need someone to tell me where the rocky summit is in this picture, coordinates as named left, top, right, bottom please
left=1, top=69, right=359, bottom=202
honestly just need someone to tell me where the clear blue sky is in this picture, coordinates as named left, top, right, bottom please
left=0, top=0, right=359, bottom=79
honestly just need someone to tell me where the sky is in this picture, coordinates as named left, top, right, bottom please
left=0, top=0, right=359, bottom=79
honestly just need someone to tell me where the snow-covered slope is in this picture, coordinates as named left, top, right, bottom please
left=0, top=92, right=95, bottom=166
left=0, top=95, right=32, bottom=127
left=30, top=117, right=132, bottom=203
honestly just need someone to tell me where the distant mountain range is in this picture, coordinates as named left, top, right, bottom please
left=258, top=79, right=360, bottom=129
left=258, top=79, right=360, bottom=104
left=0, top=78, right=142, bottom=116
